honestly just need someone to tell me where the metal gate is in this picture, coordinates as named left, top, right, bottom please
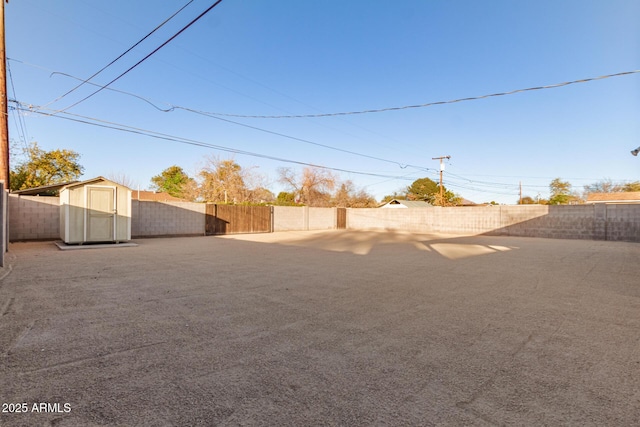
left=206, top=204, right=273, bottom=235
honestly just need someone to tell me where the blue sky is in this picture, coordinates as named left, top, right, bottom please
left=6, top=0, right=640, bottom=203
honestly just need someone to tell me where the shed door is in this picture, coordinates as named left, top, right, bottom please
left=87, top=187, right=115, bottom=242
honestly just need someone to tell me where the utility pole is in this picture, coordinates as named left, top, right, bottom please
left=431, top=155, right=450, bottom=206
left=0, top=0, right=8, bottom=188
left=519, top=181, right=522, bottom=205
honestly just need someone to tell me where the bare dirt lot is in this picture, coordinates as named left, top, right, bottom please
left=1, top=230, right=639, bottom=426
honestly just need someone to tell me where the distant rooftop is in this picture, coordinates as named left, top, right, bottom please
left=380, top=199, right=431, bottom=208
left=132, top=190, right=188, bottom=202
left=586, top=192, right=640, bottom=203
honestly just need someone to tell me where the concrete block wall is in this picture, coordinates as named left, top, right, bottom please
left=430, top=206, right=502, bottom=234
left=273, top=206, right=338, bottom=231
left=131, top=200, right=206, bottom=237
left=8, top=196, right=640, bottom=243
left=309, top=208, right=336, bottom=230
left=273, top=206, right=306, bottom=231
left=347, top=208, right=432, bottom=232
left=487, top=205, right=596, bottom=240
left=347, top=204, right=640, bottom=242
left=605, top=204, right=640, bottom=242
left=9, top=195, right=60, bottom=241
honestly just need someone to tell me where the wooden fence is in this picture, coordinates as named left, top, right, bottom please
left=337, top=208, right=346, bottom=229
left=205, top=204, right=273, bottom=235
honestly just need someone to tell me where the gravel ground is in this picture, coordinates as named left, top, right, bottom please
left=0, top=230, right=639, bottom=426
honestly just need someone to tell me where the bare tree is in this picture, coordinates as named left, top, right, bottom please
left=278, top=167, right=337, bottom=207
left=107, top=171, right=138, bottom=189
left=583, top=179, right=640, bottom=196
left=198, top=156, right=268, bottom=204
left=332, top=180, right=377, bottom=207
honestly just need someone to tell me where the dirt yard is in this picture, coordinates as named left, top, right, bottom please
left=1, top=230, right=639, bottom=426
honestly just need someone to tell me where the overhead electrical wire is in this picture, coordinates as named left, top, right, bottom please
left=13, top=101, right=420, bottom=182
left=14, top=66, right=429, bottom=172
left=445, top=171, right=545, bottom=190
left=7, top=61, right=30, bottom=149
left=42, top=0, right=194, bottom=110
left=11, top=98, right=540, bottom=199
left=14, top=65, right=632, bottom=198
left=194, top=69, right=640, bottom=119
left=53, top=0, right=224, bottom=114
left=22, top=61, right=638, bottom=185
left=34, top=63, right=409, bottom=163
left=44, top=69, right=175, bottom=112
left=178, top=106, right=421, bottom=170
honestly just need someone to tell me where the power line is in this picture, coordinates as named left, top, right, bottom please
left=178, top=106, right=422, bottom=170
left=14, top=102, right=421, bottom=182
left=7, top=60, right=29, bottom=149
left=14, top=65, right=430, bottom=172
left=446, top=171, right=547, bottom=190
left=196, top=69, right=640, bottom=119
left=42, top=0, right=194, bottom=110
left=53, top=0, right=224, bottom=114
left=29, top=63, right=633, bottom=182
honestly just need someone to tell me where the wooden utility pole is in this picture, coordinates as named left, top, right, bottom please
left=432, top=155, right=451, bottom=206
left=0, top=0, right=9, bottom=188
left=519, top=181, right=522, bottom=204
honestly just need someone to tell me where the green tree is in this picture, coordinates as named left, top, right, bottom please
left=10, top=142, right=84, bottom=191
left=519, top=196, right=536, bottom=205
left=406, top=178, right=439, bottom=202
left=150, top=165, right=195, bottom=199
left=275, top=191, right=297, bottom=206
left=620, top=181, right=640, bottom=192
left=549, top=178, right=580, bottom=205
left=406, top=177, right=459, bottom=206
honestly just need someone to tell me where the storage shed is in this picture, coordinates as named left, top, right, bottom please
left=59, top=177, right=132, bottom=244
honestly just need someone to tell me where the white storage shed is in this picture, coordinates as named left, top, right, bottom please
left=59, top=177, right=132, bottom=244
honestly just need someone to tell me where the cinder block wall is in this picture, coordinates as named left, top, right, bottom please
left=429, top=206, right=502, bottom=234
left=605, top=204, right=640, bottom=242
left=487, top=205, right=597, bottom=240
left=131, top=201, right=206, bottom=237
left=9, top=195, right=60, bottom=241
left=273, top=206, right=306, bottom=231
left=347, top=208, right=433, bottom=232
left=347, top=205, right=640, bottom=242
left=309, top=208, right=336, bottom=230
left=9, top=196, right=640, bottom=242
left=273, top=207, right=338, bottom=231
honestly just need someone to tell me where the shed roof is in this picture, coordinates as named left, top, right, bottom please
left=586, top=192, right=640, bottom=203
left=12, top=181, right=79, bottom=196
left=61, top=176, right=131, bottom=191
